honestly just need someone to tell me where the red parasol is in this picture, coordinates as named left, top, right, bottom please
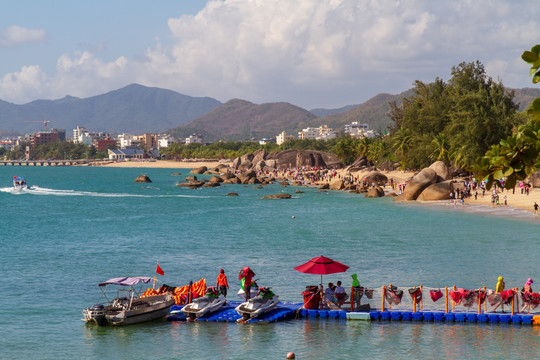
left=294, top=256, right=349, bottom=285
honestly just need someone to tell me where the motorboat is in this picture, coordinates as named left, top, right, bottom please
left=13, top=176, right=27, bottom=190
left=180, top=287, right=227, bottom=319
left=82, top=276, right=174, bottom=326
left=235, top=287, right=280, bottom=321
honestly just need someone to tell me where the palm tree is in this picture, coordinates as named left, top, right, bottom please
left=429, top=133, right=449, bottom=163
left=392, top=128, right=412, bottom=159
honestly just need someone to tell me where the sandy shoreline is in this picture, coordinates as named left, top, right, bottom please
left=94, top=159, right=540, bottom=215
left=93, top=159, right=231, bottom=169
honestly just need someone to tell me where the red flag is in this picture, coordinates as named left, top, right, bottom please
left=156, top=262, right=164, bottom=276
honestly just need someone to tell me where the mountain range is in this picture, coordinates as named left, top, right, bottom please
left=1, top=84, right=539, bottom=141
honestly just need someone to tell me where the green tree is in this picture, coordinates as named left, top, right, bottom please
left=429, top=133, right=450, bottom=163
left=475, top=45, right=540, bottom=189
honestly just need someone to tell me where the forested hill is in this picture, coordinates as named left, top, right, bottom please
left=167, top=99, right=318, bottom=142
left=0, top=84, right=222, bottom=134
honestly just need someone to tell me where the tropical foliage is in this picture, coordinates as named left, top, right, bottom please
left=474, top=45, right=540, bottom=189
left=386, top=61, right=519, bottom=170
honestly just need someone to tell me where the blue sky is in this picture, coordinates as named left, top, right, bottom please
left=1, top=0, right=539, bottom=109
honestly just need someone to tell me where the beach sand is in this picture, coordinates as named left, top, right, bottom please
left=97, top=160, right=540, bottom=214
left=93, top=159, right=231, bottom=169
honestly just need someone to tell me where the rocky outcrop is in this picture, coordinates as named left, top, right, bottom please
left=394, top=168, right=437, bottom=201
left=135, top=174, right=151, bottom=183
left=417, top=180, right=454, bottom=201
left=429, top=161, right=452, bottom=182
left=363, top=171, right=388, bottom=185
left=227, top=192, right=239, bottom=196
left=365, top=186, right=385, bottom=198
left=529, top=171, right=540, bottom=188
left=232, top=149, right=340, bottom=170
left=329, top=179, right=345, bottom=190
left=261, top=193, right=292, bottom=199
left=190, top=166, right=207, bottom=174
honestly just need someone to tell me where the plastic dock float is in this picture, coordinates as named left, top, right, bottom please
left=346, top=312, right=371, bottom=321
left=368, top=310, right=536, bottom=325
left=167, top=302, right=302, bottom=323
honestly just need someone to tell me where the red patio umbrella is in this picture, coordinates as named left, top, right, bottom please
left=294, top=256, right=349, bottom=285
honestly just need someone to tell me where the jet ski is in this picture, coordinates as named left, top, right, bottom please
left=235, top=287, right=280, bottom=321
left=180, top=287, right=227, bottom=319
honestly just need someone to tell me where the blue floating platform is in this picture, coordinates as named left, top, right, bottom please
left=167, top=301, right=538, bottom=327
left=167, top=301, right=301, bottom=323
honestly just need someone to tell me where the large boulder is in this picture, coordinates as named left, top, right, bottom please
left=417, top=180, right=454, bottom=201
left=363, top=171, right=388, bottom=185
left=329, top=179, right=345, bottom=190
left=529, top=171, right=540, bottom=188
left=135, top=174, right=151, bottom=183
left=394, top=168, right=437, bottom=201
left=237, top=170, right=257, bottom=184
left=429, top=161, right=452, bottom=182
left=261, top=193, right=292, bottom=199
left=190, top=166, right=207, bottom=174
left=365, top=186, right=385, bottom=198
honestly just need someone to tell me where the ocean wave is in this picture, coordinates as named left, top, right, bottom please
left=0, top=185, right=210, bottom=198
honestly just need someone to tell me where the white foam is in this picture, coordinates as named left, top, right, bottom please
left=0, top=185, right=210, bottom=198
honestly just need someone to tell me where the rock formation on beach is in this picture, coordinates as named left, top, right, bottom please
left=233, top=149, right=341, bottom=171
left=395, top=161, right=454, bottom=201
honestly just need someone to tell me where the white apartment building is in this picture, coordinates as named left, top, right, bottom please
left=117, top=133, right=141, bottom=148
left=158, top=135, right=175, bottom=149
left=276, top=131, right=295, bottom=145
left=344, top=122, right=375, bottom=138
left=73, top=126, right=112, bottom=145
left=186, top=134, right=204, bottom=144
left=298, top=125, right=337, bottom=141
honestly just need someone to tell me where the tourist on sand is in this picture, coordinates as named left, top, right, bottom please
left=216, top=269, right=229, bottom=297
left=521, top=278, right=534, bottom=313
left=534, top=202, right=539, bottom=215
left=492, top=276, right=505, bottom=313
left=239, top=267, right=255, bottom=300
left=504, top=195, right=507, bottom=206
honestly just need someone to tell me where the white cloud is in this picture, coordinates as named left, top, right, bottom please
left=0, top=0, right=539, bottom=107
left=0, top=25, right=46, bottom=47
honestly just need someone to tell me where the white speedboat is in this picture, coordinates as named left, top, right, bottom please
left=180, top=287, right=227, bottom=319
left=82, top=276, right=174, bottom=326
left=13, top=176, right=27, bottom=191
left=235, top=287, right=280, bottom=321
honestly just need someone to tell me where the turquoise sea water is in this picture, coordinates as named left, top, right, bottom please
left=0, top=166, right=539, bottom=359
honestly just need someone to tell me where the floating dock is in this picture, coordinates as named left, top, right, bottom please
left=167, top=301, right=303, bottom=323
left=167, top=302, right=540, bottom=325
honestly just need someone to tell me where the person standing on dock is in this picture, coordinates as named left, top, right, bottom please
left=216, top=269, right=229, bottom=297
left=492, top=276, right=505, bottom=313
left=239, top=267, right=255, bottom=300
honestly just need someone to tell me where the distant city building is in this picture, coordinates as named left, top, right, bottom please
left=93, top=138, right=117, bottom=152
left=186, top=134, right=204, bottom=144
left=344, top=122, right=375, bottom=138
left=73, top=126, right=111, bottom=145
left=108, top=148, right=144, bottom=160
left=298, top=125, right=337, bottom=141
left=117, top=133, right=141, bottom=148
left=276, top=131, right=295, bottom=145
left=141, top=133, right=158, bottom=151
left=0, top=139, right=17, bottom=151
left=158, top=135, right=175, bottom=149
left=258, top=138, right=274, bottom=145
left=31, top=131, right=60, bottom=146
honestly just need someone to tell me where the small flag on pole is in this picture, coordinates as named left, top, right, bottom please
left=156, top=262, right=165, bottom=276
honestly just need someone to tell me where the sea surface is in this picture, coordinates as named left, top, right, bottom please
left=0, top=166, right=539, bottom=359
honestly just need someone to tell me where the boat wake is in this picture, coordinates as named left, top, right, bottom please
left=0, top=185, right=210, bottom=198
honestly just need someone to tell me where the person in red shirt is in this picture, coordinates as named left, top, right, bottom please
left=216, top=269, right=229, bottom=297
left=239, top=267, right=255, bottom=300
